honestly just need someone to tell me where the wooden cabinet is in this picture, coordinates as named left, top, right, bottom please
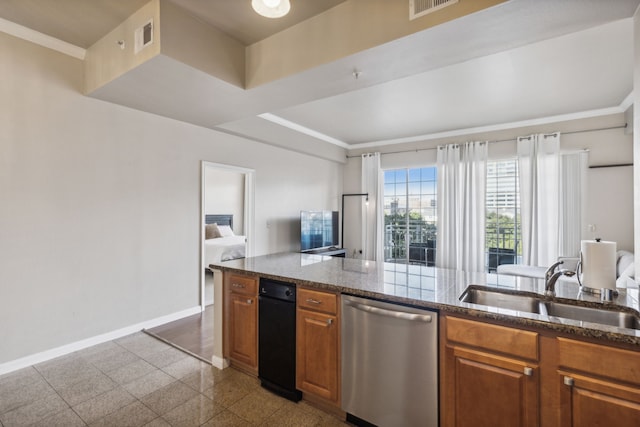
left=442, top=315, right=640, bottom=427
left=441, top=316, right=540, bottom=427
left=223, top=272, right=258, bottom=375
left=556, top=338, right=640, bottom=427
left=296, top=287, right=340, bottom=406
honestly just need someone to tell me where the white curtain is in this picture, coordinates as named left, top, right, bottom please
left=518, top=133, right=560, bottom=267
left=436, top=142, right=487, bottom=272
left=559, top=151, right=588, bottom=257
left=361, top=153, right=383, bottom=262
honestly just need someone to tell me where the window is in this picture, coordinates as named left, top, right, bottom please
left=383, top=167, right=437, bottom=265
left=485, top=159, right=521, bottom=271
left=383, top=161, right=520, bottom=272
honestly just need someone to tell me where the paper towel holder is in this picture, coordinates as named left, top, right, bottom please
left=576, top=258, right=619, bottom=296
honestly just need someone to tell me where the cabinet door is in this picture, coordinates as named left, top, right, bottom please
left=558, top=371, right=640, bottom=427
left=228, top=292, right=258, bottom=370
left=444, top=346, right=538, bottom=427
left=296, top=308, right=339, bottom=403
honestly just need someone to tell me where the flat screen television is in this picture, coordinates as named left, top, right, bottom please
left=300, top=210, right=339, bottom=252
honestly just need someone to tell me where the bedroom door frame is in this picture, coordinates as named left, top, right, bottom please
left=200, top=161, right=255, bottom=309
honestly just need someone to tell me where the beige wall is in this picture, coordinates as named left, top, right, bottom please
left=160, top=0, right=244, bottom=88
left=246, top=0, right=507, bottom=88
left=204, top=167, right=245, bottom=235
left=344, top=113, right=634, bottom=257
left=84, top=0, right=161, bottom=93
left=0, top=32, right=342, bottom=365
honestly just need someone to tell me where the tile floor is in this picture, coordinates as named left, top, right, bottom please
left=145, top=305, right=215, bottom=363
left=0, top=332, right=349, bottom=426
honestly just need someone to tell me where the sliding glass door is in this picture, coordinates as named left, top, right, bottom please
left=383, top=167, right=437, bottom=265
left=486, top=159, right=521, bottom=271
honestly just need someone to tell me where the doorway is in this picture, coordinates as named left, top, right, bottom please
left=202, top=162, right=255, bottom=367
left=145, top=162, right=255, bottom=365
left=201, top=161, right=255, bottom=308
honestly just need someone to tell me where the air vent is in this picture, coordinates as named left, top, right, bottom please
left=134, top=19, right=153, bottom=54
left=410, top=0, right=459, bottom=20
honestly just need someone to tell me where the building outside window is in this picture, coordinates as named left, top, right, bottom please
left=486, top=159, right=521, bottom=271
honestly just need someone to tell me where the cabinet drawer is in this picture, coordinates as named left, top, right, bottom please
left=557, top=338, right=640, bottom=385
left=298, top=288, right=338, bottom=315
left=227, top=273, right=257, bottom=296
left=446, top=316, right=539, bottom=361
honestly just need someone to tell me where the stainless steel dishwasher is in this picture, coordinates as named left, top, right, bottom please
left=342, top=294, right=438, bottom=427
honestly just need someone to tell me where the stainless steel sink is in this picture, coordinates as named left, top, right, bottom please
left=459, top=287, right=542, bottom=313
left=542, top=302, right=640, bottom=329
left=460, top=286, right=640, bottom=330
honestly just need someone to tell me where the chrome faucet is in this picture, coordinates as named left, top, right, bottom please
left=545, top=260, right=566, bottom=297
left=545, top=271, right=565, bottom=297
left=545, top=260, right=563, bottom=281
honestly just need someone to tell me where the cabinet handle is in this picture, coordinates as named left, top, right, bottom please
left=232, top=283, right=245, bottom=289
left=563, top=376, right=574, bottom=387
left=523, top=367, right=533, bottom=376
left=246, top=299, right=253, bottom=305
left=306, top=298, right=322, bottom=305
left=344, top=299, right=432, bottom=323
left=326, top=318, right=333, bottom=326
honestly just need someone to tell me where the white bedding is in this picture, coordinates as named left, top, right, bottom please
left=205, top=235, right=246, bottom=268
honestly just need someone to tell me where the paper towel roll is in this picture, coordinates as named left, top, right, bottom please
left=580, top=240, right=617, bottom=290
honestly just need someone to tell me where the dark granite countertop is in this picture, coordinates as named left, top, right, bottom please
left=211, top=252, right=640, bottom=347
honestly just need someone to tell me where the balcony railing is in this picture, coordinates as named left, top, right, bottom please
left=384, top=223, right=436, bottom=266
left=384, top=221, right=520, bottom=271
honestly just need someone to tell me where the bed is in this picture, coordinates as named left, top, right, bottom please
left=204, top=214, right=246, bottom=269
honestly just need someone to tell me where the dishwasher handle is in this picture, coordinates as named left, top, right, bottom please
left=344, top=299, right=433, bottom=323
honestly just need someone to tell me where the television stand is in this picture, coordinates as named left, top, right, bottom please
left=303, top=247, right=346, bottom=258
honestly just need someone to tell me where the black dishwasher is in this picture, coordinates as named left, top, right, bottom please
left=258, top=278, right=302, bottom=402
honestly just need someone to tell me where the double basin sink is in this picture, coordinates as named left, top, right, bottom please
left=460, top=286, right=640, bottom=330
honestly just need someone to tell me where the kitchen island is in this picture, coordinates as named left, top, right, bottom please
left=211, top=252, right=640, bottom=427
left=212, top=252, right=640, bottom=345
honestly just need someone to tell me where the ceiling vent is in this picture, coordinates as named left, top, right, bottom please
left=134, top=19, right=153, bottom=54
left=410, top=0, right=459, bottom=20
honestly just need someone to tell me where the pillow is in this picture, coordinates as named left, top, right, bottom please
left=205, top=223, right=222, bottom=239
left=217, top=225, right=235, bottom=237
left=616, top=250, right=634, bottom=278
left=616, top=262, right=635, bottom=288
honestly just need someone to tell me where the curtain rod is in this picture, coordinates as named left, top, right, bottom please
left=345, top=124, right=627, bottom=158
left=589, top=163, right=633, bottom=169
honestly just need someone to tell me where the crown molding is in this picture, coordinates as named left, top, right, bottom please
left=258, top=113, right=350, bottom=149
left=0, top=17, right=85, bottom=60
left=350, top=105, right=626, bottom=150
left=258, top=97, right=632, bottom=152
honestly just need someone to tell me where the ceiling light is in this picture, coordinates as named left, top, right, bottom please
left=252, top=0, right=291, bottom=18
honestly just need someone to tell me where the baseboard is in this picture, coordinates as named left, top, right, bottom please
left=211, top=355, right=229, bottom=370
left=0, top=306, right=202, bottom=376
